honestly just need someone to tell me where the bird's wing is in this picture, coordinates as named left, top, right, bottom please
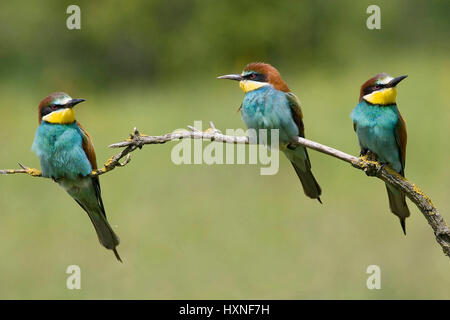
left=77, top=121, right=106, bottom=217
left=394, top=111, right=407, bottom=176
left=284, top=92, right=310, bottom=163
left=285, top=92, right=305, bottom=138
left=284, top=92, right=321, bottom=201
left=77, top=121, right=98, bottom=170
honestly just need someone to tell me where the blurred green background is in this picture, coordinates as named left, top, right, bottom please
left=0, top=0, right=449, bottom=299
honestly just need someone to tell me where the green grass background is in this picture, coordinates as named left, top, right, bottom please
left=0, top=1, right=449, bottom=299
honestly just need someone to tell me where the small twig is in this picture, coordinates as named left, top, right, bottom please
left=0, top=163, right=42, bottom=177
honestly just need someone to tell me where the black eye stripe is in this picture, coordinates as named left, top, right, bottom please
left=40, top=106, right=52, bottom=117
left=364, top=84, right=386, bottom=95
left=40, top=104, right=63, bottom=117
left=244, top=73, right=267, bottom=82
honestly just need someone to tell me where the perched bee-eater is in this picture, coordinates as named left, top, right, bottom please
left=218, top=62, right=322, bottom=202
left=350, top=73, right=410, bottom=233
left=31, top=92, right=121, bottom=261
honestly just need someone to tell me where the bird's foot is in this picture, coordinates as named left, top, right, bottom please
left=358, top=151, right=383, bottom=176
left=358, top=157, right=379, bottom=177
left=365, top=150, right=378, bottom=162
left=359, top=148, right=368, bottom=157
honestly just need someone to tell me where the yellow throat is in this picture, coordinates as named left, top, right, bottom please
left=364, top=87, right=397, bottom=105
left=239, top=80, right=270, bottom=93
left=42, top=108, right=76, bottom=124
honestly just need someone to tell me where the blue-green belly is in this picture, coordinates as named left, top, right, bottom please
left=241, top=85, right=299, bottom=146
left=31, top=122, right=92, bottom=179
left=351, top=102, right=402, bottom=172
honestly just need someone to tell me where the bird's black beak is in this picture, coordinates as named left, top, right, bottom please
left=217, top=74, right=243, bottom=81
left=67, top=98, right=86, bottom=108
left=386, top=75, right=407, bottom=88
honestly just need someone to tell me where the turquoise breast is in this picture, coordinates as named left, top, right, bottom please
left=241, top=85, right=299, bottom=145
left=351, top=101, right=402, bottom=172
left=31, top=122, right=92, bottom=179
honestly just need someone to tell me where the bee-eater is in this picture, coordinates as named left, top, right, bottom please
left=350, top=73, right=410, bottom=234
left=218, top=62, right=322, bottom=202
left=31, top=92, right=121, bottom=261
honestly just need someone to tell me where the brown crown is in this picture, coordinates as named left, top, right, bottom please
left=359, top=73, right=389, bottom=100
left=37, top=92, right=67, bottom=124
left=243, top=62, right=290, bottom=92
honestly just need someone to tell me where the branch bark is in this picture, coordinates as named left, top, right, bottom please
left=2, top=122, right=449, bottom=258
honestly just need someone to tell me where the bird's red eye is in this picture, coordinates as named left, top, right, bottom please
left=250, top=74, right=257, bottom=80
left=373, top=85, right=381, bottom=90
left=51, top=105, right=58, bottom=110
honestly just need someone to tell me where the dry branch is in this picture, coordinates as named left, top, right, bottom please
left=2, top=122, right=449, bottom=257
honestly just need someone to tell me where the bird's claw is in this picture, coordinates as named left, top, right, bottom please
left=358, top=157, right=379, bottom=177
left=365, top=150, right=378, bottom=162
left=358, top=151, right=383, bottom=176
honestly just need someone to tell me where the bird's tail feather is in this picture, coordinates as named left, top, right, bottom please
left=385, top=184, right=410, bottom=235
left=291, top=161, right=322, bottom=202
left=284, top=148, right=322, bottom=202
left=60, top=177, right=121, bottom=262
left=87, top=210, right=121, bottom=261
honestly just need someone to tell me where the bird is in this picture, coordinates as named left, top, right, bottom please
left=350, top=73, right=410, bottom=234
left=31, top=92, right=121, bottom=261
left=218, top=62, right=322, bottom=202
